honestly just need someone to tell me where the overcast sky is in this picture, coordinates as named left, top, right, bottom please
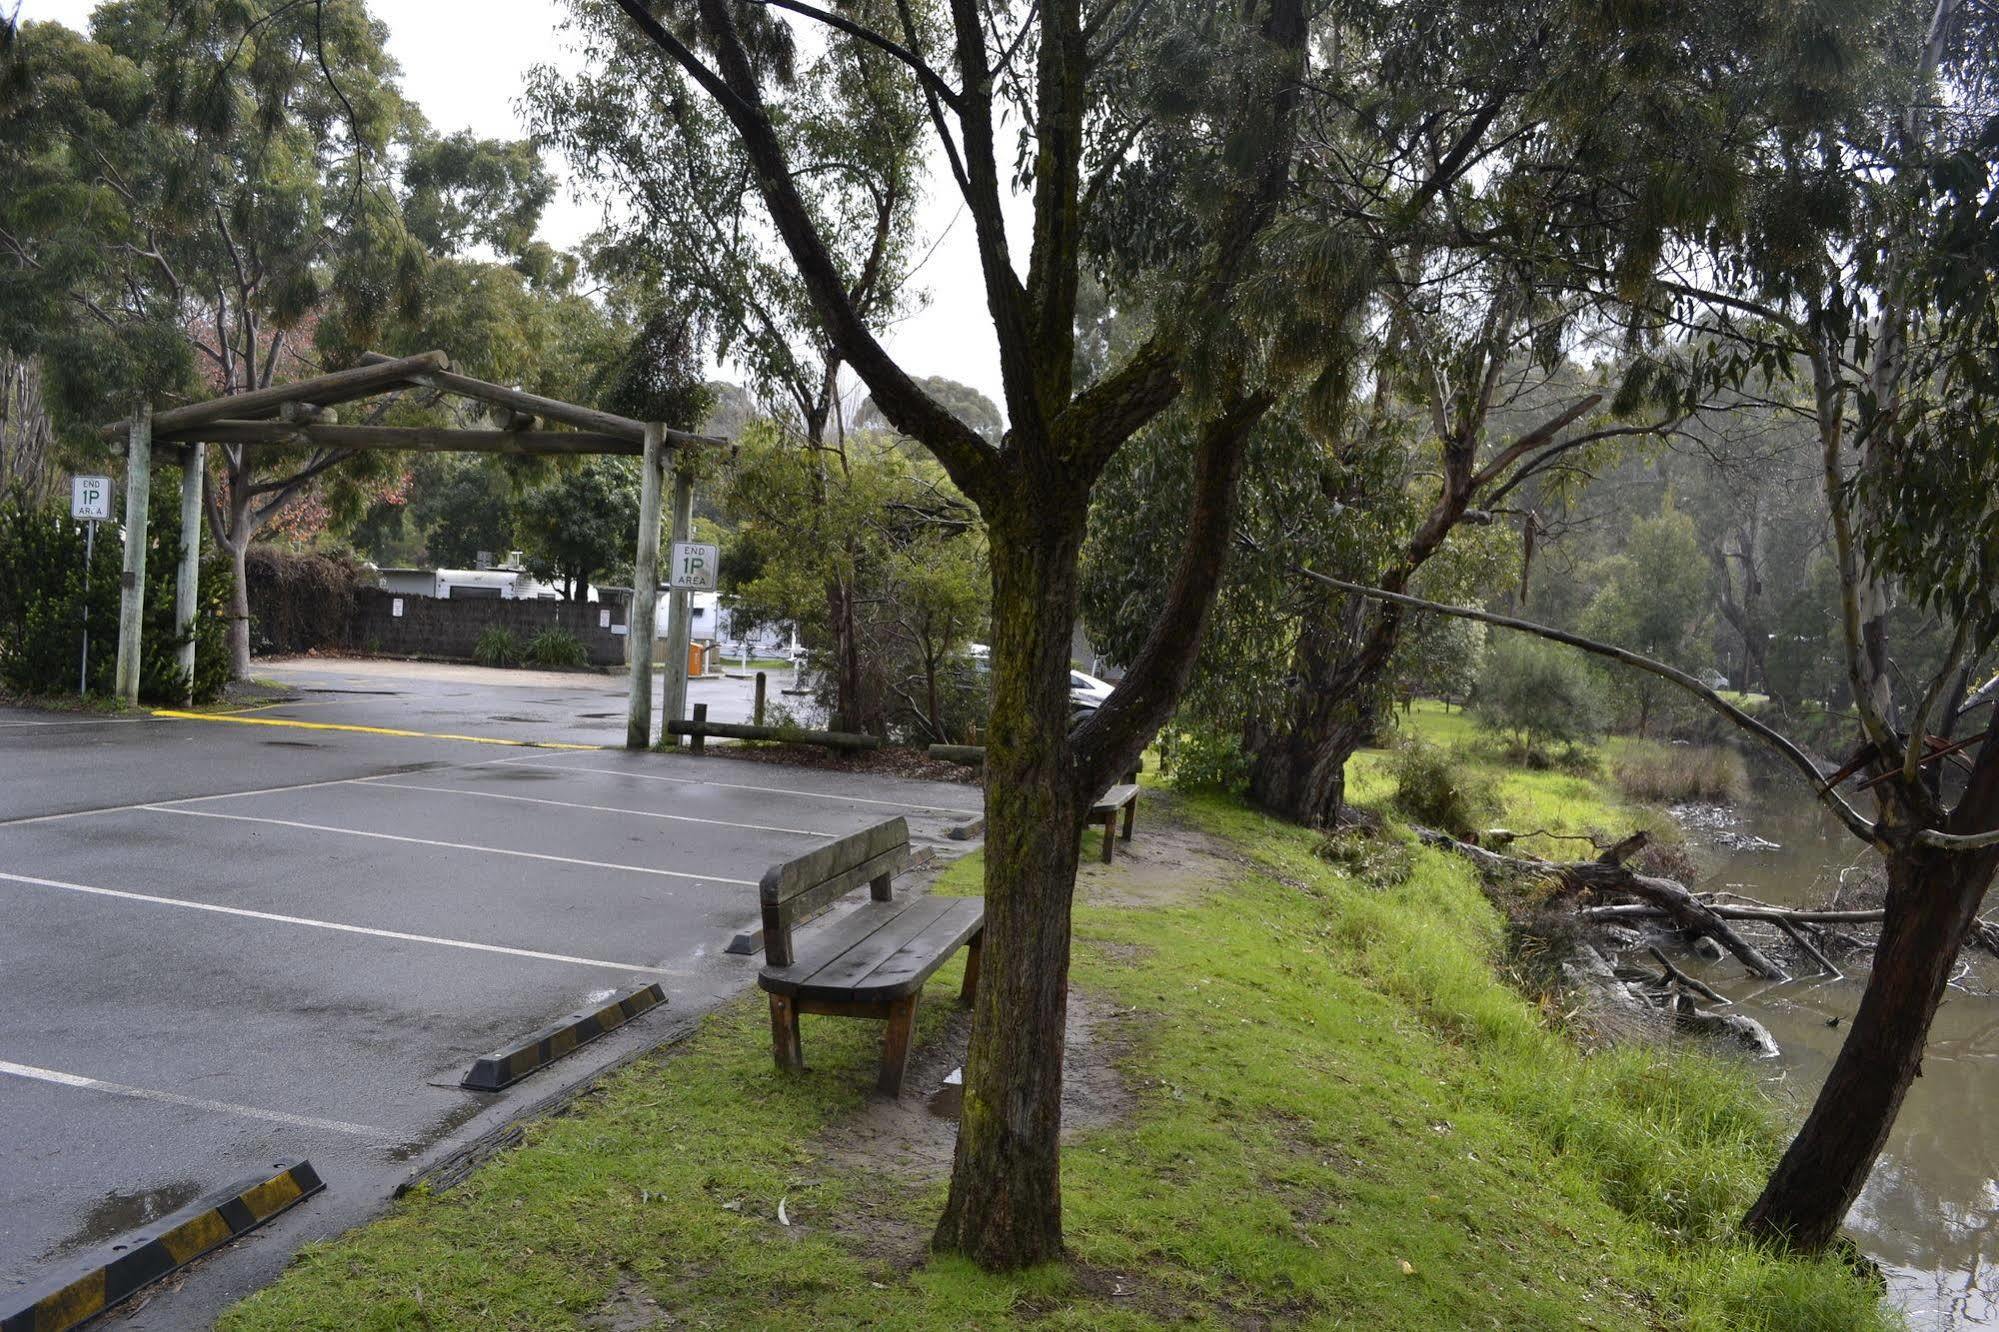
left=20, top=0, right=1010, bottom=415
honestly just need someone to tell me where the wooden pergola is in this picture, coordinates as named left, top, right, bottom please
left=102, top=349, right=726, bottom=749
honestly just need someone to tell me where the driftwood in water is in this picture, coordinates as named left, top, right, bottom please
left=1414, top=825, right=1791, bottom=981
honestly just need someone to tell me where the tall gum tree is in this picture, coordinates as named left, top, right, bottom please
left=602, top=0, right=1313, bottom=1267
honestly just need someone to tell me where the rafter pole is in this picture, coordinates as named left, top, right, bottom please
left=174, top=443, right=204, bottom=702
left=659, top=459, right=697, bottom=748
left=626, top=423, right=666, bottom=750
left=114, top=405, right=152, bottom=704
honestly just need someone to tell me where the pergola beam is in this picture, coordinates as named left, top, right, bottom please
left=156, top=421, right=642, bottom=456
left=358, top=352, right=724, bottom=447
left=101, top=350, right=449, bottom=440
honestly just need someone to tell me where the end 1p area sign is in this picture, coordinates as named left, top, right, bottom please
left=71, top=475, right=114, bottom=522
left=670, top=541, right=719, bottom=591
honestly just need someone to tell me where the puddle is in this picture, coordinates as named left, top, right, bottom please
left=260, top=739, right=325, bottom=749
left=50, top=1180, right=204, bottom=1255
left=487, top=715, right=549, bottom=724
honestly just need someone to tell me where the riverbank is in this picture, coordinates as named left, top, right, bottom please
left=219, top=746, right=1892, bottom=1329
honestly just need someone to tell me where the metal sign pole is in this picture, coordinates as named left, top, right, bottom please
left=79, top=519, right=95, bottom=695
left=70, top=472, right=114, bottom=696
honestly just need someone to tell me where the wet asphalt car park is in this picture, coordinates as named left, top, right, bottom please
left=0, top=674, right=980, bottom=1327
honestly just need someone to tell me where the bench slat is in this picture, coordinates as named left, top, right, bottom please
left=760, top=817, right=909, bottom=906
left=759, top=897, right=910, bottom=983
left=789, top=896, right=956, bottom=993
left=760, top=897, right=983, bottom=1002
left=854, top=901, right=986, bottom=993
left=1090, top=783, right=1140, bottom=815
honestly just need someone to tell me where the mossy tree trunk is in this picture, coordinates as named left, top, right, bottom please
left=932, top=493, right=1090, bottom=1265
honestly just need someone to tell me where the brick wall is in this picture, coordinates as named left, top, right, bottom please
left=344, top=588, right=630, bottom=667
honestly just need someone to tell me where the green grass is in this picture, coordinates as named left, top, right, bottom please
left=220, top=715, right=1892, bottom=1331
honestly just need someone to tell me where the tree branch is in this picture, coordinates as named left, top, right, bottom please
left=1073, top=390, right=1276, bottom=795
left=740, top=0, right=962, bottom=109
left=1290, top=567, right=1880, bottom=844
left=609, top=0, right=1001, bottom=497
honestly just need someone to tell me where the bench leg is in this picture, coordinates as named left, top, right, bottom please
left=1121, top=796, right=1136, bottom=842
left=769, top=993, right=804, bottom=1073
left=960, top=931, right=983, bottom=1006
left=1100, top=810, right=1117, bottom=864
left=878, top=993, right=919, bottom=1096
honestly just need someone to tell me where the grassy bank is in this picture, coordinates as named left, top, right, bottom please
left=222, top=716, right=1890, bottom=1330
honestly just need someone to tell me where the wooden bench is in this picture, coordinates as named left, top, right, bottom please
left=755, top=817, right=984, bottom=1096
left=1090, top=782, right=1140, bottom=863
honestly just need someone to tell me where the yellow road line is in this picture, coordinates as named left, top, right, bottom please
left=149, top=709, right=605, bottom=750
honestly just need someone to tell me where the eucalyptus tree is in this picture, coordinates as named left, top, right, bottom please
left=591, top=0, right=1330, bottom=1268
left=527, top=0, right=928, bottom=731
left=0, top=2, right=560, bottom=675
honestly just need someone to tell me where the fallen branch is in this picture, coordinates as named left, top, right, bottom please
left=1774, top=918, right=1842, bottom=980
left=1646, top=945, right=1731, bottom=1006
left=1584, top=903, right=1885, bottom=926
left=1416, top=825, right=1791, bottom=981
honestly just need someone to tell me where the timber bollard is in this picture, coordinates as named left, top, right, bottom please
left=690, top=703, right=707, bottom=755
left=754, top=672, right=766, bottom=726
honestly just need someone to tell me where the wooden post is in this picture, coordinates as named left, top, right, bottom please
left=659, top=459, right=696, bottom=746
left=174, top=443, right=203, bottom=703
left=689, top=702, right=707, bottom=755
left=754, top=671, right=767, bottom=726
left=625, top=422, right=665, bottom=749
left=114, top=405, right=152, bottom=704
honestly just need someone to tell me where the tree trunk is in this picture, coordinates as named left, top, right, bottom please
left=1246, top=706, right=1372, bottom=828
left=1247, top=590, right=1389, bottom=827
left=1742, top=839, right=1999, bottom=1248
left=225, top=533, right=252, bottom=680
left=933, top=500, right=1088, bottom=1269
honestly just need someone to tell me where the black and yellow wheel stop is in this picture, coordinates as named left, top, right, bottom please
left=2, top=1161, right=323, bottom=1332
left=461, top=983, right=667, bottom=1091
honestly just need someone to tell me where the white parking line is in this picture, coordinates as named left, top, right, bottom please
left=0, top=870, right=685, bottom=974
left=139, top=806, right=758, bottom=886
left=0, top=772, right=431, bottom=828
left=496, top=758, right=984, bottom=817
left=0, top=1058, right=389, bottom=1137
left=355, top=778, right=829, bottom=838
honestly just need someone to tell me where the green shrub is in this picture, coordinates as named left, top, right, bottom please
left=473, top=625, right=522, bottom=668
left=1386, top=737, right=1499, bottom=838
left=0, top=481, right=231, bottom=704
left=523, top=626, right=588, bottom=668
left=1474, top=635, right=1606, bottom=758
left=1168, top=721, right=1252, bottom=793
left=1615, top=740, right=1750, bottom=804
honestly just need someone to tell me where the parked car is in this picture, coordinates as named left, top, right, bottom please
left=1068, top=668, right=1115, bottom=712
left=967, top=645, right=1117, bottom=715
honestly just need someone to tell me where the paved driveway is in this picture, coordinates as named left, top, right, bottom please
left=0, top=690, right=978, bottom=1328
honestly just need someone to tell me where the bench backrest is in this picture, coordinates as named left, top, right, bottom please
left=759, top=816, right=910, bottom=967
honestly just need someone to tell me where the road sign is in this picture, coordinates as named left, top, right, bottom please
left=670, top=541, right=718, bottom=591
left=71, top=475, right=113, bottom=522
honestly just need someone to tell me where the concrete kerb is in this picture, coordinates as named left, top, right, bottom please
left=0, top=1161, right=323, bottom=1332
left=461, top=984, right=668, bottom=1091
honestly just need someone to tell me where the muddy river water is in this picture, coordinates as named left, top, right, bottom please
left=1671, top=783, right=1999, bottom=1328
